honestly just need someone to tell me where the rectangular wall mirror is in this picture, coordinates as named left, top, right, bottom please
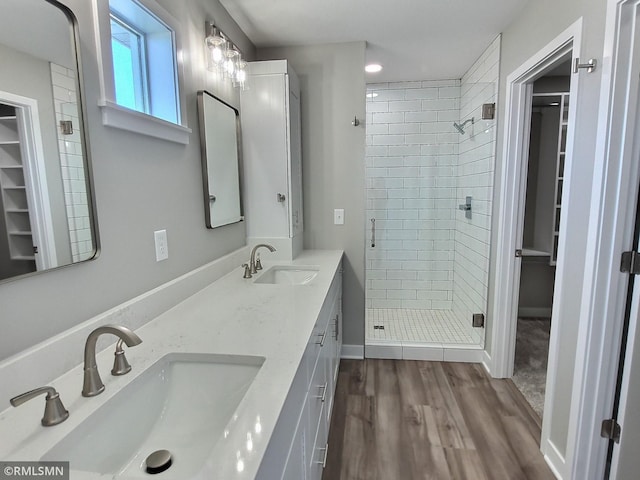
left=0, top=0, right=98, bottom=283
left=197, top=90, right=243, bottom=229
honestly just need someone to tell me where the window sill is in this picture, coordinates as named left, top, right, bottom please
left=98, top=100, right=191, bottom=145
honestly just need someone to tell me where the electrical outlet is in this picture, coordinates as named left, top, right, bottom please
left=154, top=229, right=168, bottom=261
left=334, top=209, right=345, bottom=225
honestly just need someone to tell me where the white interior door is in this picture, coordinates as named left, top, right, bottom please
left=610, top=262, right=640, bottom=478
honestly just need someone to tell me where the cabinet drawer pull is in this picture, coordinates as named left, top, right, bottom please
left=316, top=330, right=327, bottom=347
left=333, top=315, right=339, bottom=339
left=316, top=443, right=329, bottom=468
left=316, top=382, right=328, bottom=403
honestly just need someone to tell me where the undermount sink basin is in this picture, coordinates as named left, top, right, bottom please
left=254, top=265, right=319, bottom=285
left=43, top=353, right=264, bottom=478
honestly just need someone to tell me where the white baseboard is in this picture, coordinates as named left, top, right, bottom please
left=482, top=349, right=493, bottom=375
left=518, top=307, right=552, bottom=318
left=341, top=344, right=364, bottom=359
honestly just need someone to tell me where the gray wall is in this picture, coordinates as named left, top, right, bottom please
left=486, top=0, right=607, bottom=460
left=258, top=43, right=367, bottom=347
left=0, top=0, right=256, bottom=361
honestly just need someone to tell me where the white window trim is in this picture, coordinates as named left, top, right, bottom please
left=92, top=0, right=191, bottom=144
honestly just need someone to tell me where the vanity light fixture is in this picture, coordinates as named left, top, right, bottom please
left=205, top=22, right=248, bottom=90
left=365, top=63, right=383, bottom=73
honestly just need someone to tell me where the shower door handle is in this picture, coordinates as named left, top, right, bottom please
left=370, top=218, right=376, bottom=248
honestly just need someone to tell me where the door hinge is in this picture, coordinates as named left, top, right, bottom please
left=574, top=58, right=597, bottom=74
left=621, top=251, right=640, bottom=274
left=601, top=419, right=621, bottom=443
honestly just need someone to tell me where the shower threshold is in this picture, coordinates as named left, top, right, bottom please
left=365, top=308, right=484, bottom=363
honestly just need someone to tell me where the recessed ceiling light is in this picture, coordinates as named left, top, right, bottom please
left=365, top=63, right=383, bottom=73
left=366, top=92, right=379, bottom=98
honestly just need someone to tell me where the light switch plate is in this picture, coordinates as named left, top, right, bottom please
left=334, top=209, right=345, bottom=225
left=154, top=229, right=168, bottom=261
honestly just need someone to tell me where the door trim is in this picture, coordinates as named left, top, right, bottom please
left=566, top=1, right=640, bottom=478
left=490, top=19, right=582, bottom=378
left=489, top=19, right=583, bottom=477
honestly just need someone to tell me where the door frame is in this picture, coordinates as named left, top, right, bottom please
left=565, top=1, right=640, bottom=478
left=488, top=19, right=583, bottom=476
left=489, top=20, right=582, bottom=376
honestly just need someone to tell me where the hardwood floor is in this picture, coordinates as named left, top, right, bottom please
left=323, top=359, right=555, bottom=480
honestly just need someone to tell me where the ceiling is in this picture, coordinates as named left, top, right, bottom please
left=218, top=0, right=530, bottom=83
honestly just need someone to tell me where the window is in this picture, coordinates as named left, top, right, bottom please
left=95, top=0, right=190, bottom=143
left=109, top=0, right=179, bottom=124
left=110, top=17, right=147, bottom=113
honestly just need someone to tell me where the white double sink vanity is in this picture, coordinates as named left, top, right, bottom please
left=0, top=248, right=344, bottom=480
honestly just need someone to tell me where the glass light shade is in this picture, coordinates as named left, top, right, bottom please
left=205, top=28, right=226, bottom=71
left=224, top=46, right=239, bottom=78
left=234, top=60, right=248, bottom=89
left=205, top=25, right=248, bottom=89
left=209, top=46, right=224, bottom=70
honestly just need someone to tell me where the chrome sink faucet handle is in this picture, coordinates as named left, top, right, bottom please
left=82, top=324, right=142, bottom=397
left=10, top=386, right=69, bottom=426
left=242, top=263, right=252, bottom=279
left=111, top=339, right=132, bottom=376
left=249, top=244, right=276, bottom=274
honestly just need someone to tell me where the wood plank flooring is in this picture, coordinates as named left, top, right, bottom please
left=323, top=359, right=555, bottom=480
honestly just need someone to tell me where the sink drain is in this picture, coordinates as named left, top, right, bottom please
left=145, top=449, right=172, bottom=474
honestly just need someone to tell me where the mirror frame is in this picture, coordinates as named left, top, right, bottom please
left=196, top=90, right=244, bottom=229
left=0, top=0, right=100, bottom=284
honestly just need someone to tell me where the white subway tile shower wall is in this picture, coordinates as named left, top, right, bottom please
left=451, top=35, right=500, bottom=347
left=51, top=63, right=93, bottom=262
left=366, top=80, right=460, bottom=310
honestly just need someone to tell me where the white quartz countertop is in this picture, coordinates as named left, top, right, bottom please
left=0, top=250, right=344, bottom=479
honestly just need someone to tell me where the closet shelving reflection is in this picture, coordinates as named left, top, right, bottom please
left=0, top=102, right=35, bottom=263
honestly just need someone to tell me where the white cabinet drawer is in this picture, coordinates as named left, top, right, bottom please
left=308, top=402, right=328, bottom=480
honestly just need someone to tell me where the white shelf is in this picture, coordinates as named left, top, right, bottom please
left=11, top=255, right=35, bottom=261
left=521, top=248, right=551, bottom=257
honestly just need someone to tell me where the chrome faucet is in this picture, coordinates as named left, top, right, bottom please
left=10, top=386, right=69, bottom=426
left=243, top=243, right=276, bottom=278
left=82, top=324, right=142, bottom=397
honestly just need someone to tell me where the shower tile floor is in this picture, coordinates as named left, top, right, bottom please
left=365, top=308, right=483, bottom=363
